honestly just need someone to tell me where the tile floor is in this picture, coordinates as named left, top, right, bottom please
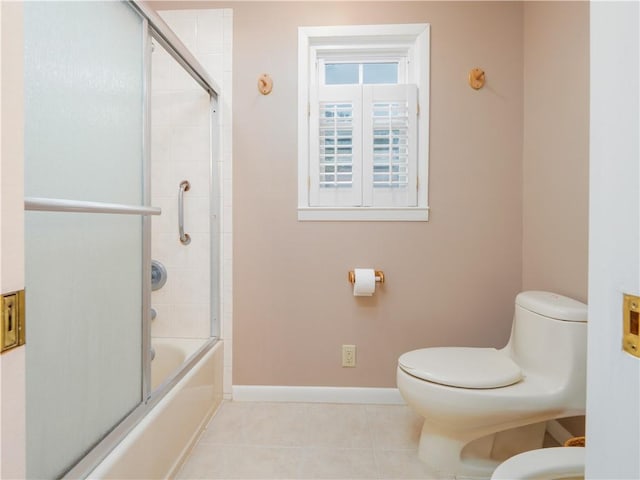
left=176, top=401, right=435, bottom=479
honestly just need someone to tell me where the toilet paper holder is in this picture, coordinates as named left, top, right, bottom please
left=348, top=270, right=385, bottom=284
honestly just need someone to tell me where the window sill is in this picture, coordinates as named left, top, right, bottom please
left=297, top=207, right=430, bottom=222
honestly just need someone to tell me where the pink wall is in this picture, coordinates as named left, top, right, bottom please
left=225, top=1, right=524, bottom=387
left=522, top=2, right=589, bottom=303
left=153, top=1, right=590, bottom=388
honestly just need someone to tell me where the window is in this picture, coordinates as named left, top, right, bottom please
left=298, top=24, right=430, bottom=221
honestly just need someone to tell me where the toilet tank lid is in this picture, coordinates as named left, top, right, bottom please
left=516, top=291, right=587, bottom=322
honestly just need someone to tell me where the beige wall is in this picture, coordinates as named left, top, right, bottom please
left=522, top=2, right=589, bottom=303
left=154, top=1, right=591, bottom=388
left=233, top=1, right=525, bottom=387
left=153, top=1, right=525, bottom=387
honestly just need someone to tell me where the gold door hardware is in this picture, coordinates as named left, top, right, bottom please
left=623, top=293, right=640, bottom=358
left=469, top=68, right=485, bottom=90
left=348, top=270, right=385, bottom=284
left=1, top=290, right=25, bottom=354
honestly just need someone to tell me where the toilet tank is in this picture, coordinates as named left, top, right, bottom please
left=505, top=292, right=588, bottom=397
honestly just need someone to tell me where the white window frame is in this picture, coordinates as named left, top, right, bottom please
left=298, top=24, right=430, bottom=221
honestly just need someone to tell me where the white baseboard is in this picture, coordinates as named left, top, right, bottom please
left=232, top=385, right=405, bottom=405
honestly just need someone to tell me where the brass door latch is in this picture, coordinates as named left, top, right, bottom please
left=1, top=290, right=25, bottom=353
left=623, top=294, right=640, bottom=358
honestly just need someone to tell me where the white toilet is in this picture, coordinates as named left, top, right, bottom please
left=397, top=291, right=587, bottom=479
left=491, top=446, right=585, bottom=480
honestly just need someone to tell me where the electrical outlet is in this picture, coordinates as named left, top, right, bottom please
left=342, top=344, right=356, bottom=367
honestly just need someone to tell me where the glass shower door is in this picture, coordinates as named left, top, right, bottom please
left=24, top=2, right=148, bottom=478
left=149, top=37, right=214, bottom=390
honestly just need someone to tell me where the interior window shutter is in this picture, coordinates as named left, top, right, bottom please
left=310, top=85, right=363, bottom=207
left=362, top=84, right=418, bottom=207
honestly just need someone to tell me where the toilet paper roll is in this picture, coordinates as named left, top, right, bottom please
left=353, top=268, right=376, bottom=296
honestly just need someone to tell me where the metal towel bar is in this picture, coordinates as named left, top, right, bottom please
left=25, top=197, right=161, bottom=216
left=178, top=180, right=191, bottom=245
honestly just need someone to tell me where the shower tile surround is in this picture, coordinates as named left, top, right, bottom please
left=153, top=9, right=234, bottom=396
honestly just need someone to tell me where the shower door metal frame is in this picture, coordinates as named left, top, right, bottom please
left=136, top=0, right=222, bottom=402
left=61, top=2, right=220, bottom=478
left=131, top=1, right=221, bottom=97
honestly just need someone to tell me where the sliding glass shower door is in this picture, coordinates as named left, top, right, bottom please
left=24, top=2, right=148, bottom=478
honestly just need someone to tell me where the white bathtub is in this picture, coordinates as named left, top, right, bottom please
left=87, top=339, right=223, bottom=479
left=151, top=338, right=212, bottom=391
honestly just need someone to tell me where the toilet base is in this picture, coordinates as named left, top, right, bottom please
left=417, top=421, right=547, bottom=479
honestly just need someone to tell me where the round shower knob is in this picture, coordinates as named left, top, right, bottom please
left=151, top=260, right=167, bottom=291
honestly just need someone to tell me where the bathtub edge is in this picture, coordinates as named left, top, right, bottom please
left=86, top=339, right=224, bottom=480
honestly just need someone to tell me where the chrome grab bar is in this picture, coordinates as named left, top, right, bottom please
left=178, top=180, right=191, bottom=245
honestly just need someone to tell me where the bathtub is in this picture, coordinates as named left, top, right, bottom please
left=87, top=338, right=223, bottom=480
left=151, top=338, right=214, bottom=391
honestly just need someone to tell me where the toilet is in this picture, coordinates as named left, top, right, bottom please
left=491, top=447, right=585, bottom=480
left=397, top=291, right=587, bottom=479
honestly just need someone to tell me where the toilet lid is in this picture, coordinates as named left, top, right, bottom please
left=398, top=347, right=523, bottom=389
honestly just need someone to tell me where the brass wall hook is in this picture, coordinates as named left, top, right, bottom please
left=469, top=68, right=485, bottom=90
left=258, top=73, right=273, bottom=95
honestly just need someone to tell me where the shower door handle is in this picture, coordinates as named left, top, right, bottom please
left=178, top=180, right=191, bottom=245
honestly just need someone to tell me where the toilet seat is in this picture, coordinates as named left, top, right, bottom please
left=398, top=347, right=523, bottom=389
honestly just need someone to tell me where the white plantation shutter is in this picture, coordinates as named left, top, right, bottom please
left=363, top=84, right=418, bottom=207
left=311, top=84, right=417, bottom=208
left=310, top=84, right=418, bottom=208
left=310, top=85, right=363, bottom=206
